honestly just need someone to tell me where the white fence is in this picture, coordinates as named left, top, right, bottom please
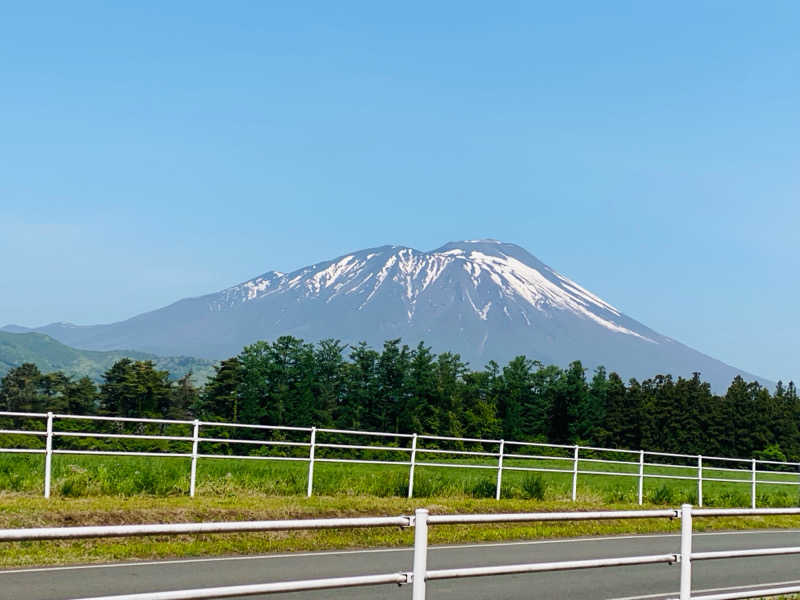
left=1, top=411, right=799, bottom=506
left=2, top=505, right=800, bottom=600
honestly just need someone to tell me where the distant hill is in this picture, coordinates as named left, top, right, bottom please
left=0, top=331, right=215, bottom=384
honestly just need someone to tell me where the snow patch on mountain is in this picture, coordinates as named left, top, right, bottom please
left=211, top=241, right=654, bottom=343
left=6, top=239, right=771, bottom=393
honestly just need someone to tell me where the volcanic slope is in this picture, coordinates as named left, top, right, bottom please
left=3, top=240, right=769, bottom=391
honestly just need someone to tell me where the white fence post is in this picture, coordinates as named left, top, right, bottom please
left=638, top=450, right=644, bottom=505
left=6, top=409, right=800, bottom=512
left=408, top=433, right=418, bottom=499
left=189, top=420, right=200, bottom=498
left=495, top=440, right=505, bottom=501
left=680, top=503, right=693, bottom=600
left=571, top=445, right=579, bottom=501
left=697, top=455, right=703, bottom=508
left=44, top=412, right=54, bottom=499
left=412, top=508, right=429, bottom=600
left=307, top=427, right=317, bottom=498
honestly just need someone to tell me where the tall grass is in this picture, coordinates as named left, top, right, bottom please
left=1, top=452, right=798, bottom=508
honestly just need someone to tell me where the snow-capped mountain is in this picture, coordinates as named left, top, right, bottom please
left=3, top=240, right=769, bottom=391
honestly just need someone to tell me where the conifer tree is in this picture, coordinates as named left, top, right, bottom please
left=312, top=338, right=346, bottom=427
left=200, top=357, right=243, bottom=421
left=549, top=361, right=587, bottom=443
left=402, top=342, right=438, bottom=434
left=375, top=339, right=410, bottom=432
left=499, top=356, right=533, bottom=441
left=0, top=363, right=44, bottom=413
left=337, top=342, right=379, bottom=430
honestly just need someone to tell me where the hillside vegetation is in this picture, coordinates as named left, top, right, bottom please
left=0, top=331, right=215, bottom=384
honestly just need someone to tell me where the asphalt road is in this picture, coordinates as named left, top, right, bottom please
left=3, top=529, right=800, bottom=600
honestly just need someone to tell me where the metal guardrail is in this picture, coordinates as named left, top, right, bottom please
left=1, top=411, right=800, bottom=506
left=3, top=505, right=800, bottom=599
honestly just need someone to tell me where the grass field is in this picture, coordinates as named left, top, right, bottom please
left=1, top=450, right=798, bottom=507
left=3, top=493, right=800, bottom=569
left=0, top=452, right=799, bottom=568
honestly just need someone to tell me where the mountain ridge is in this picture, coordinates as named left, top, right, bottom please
left=2, top=240, right=771, bottom=392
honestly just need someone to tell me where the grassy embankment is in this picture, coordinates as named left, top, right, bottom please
left=0, top=453, right=799, bottom=568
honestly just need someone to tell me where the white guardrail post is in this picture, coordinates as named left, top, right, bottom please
left=189, top=419, right=200, bottom=498
left=680, top=503, right=693, bottom=600
left=412, top=508, right=429, bottom=600
left=495, top=439, right=504, bottom=501
left=638, top=450, right=644, bottom=505
left=408, top=433, right=418, bottom=498
left=751, top=458, right=757, bottom=509
left=307, top=427, right=317, bottom=498
left=571, top=445, right=579, bottom=501
left=697, top=455, right=703, bottom=507
left=43, top=411, right=54, bottom=499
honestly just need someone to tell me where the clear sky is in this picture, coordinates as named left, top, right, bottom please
left=1, top=2, right=798, bottom=383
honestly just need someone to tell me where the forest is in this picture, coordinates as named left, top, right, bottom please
left=0, top=336, right=797, bottom=462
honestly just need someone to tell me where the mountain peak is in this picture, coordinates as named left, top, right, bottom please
left=11, top=240, right=771, bottom=391
left=435, top=238, right=510, bottom=251
left=432, top=239, right=547, bottom=265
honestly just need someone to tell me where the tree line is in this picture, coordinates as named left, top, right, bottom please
left=1, top=336, right=797, bottom=462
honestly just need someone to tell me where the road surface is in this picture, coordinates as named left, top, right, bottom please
left=3, top=529, right=800, bottom=599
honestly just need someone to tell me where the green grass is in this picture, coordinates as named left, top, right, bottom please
left=1, top=450, right=799, bottom=568
left=2, top=493, right=800, bottom=568
left=1, top=451, right=798, bottom=508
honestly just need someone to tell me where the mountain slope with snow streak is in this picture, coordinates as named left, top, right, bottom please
left=3, top=240, right=770, bottom=392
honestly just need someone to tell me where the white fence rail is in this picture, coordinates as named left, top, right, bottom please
left=3, top=505, right=800, bottom=599
left=1, top=411, right=800, bottom=506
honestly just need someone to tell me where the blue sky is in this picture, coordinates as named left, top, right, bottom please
left=1, top=2, right=798, bottom=383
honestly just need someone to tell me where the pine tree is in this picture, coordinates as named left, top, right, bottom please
left=572, top=366, right=607, bottom=444
left=549, top=361, right=587, bottom=444
left=99, top=359, right=135, bottom=417
left=200, top=357, right=243, bottom=421
left=0, top=363, right=45, bottom=413
left=723, top=375, right=752, bottom=457
left=169, top=373, right=198, bottom=419
left=499, top=356, right=533, bottom=441
left=312, top=339, right=346, bottom=427
left=236, top=341, right=271, bottom=424
left=460, top=370, right=501, bottom=441
left=337, top=342, right=379, bottom=431
left=375, top=339, right=411, bottom=432
left=599, top=372, right=632, bottom=448
left=402, top=342, right=438, bottom=434
left=64, top=377, right=98, bottom=414
left=434, top=352, right=467, bottom=440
